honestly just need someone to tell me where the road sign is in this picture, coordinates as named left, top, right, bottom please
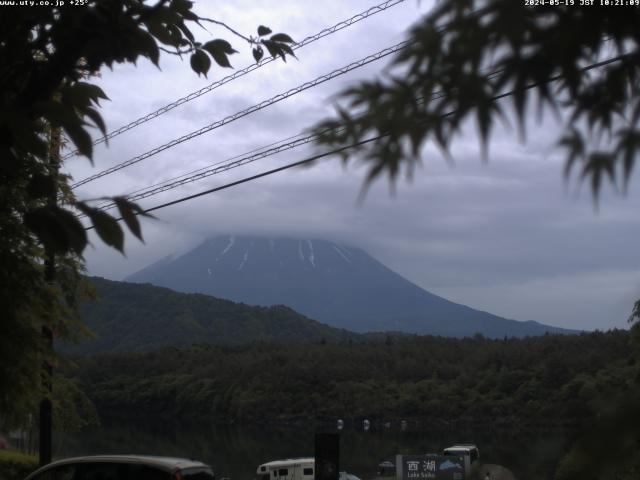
left=396, top=454, right=465, bottom=480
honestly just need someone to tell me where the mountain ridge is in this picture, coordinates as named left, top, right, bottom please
left=125, top=234, right=575, bottom=338
left=67, top=276, right=360, bottom=355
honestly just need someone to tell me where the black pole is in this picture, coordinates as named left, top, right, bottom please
left=38, top=324, right=53, bottom=466
left=39, top=125, right=60, bottom=467
left=314, top=433, right=340, bottom=480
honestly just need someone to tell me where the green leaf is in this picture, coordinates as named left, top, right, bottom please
left=6, top=113, right=48, bottom=159
left=171, top=0, right=194, bottom=14
left=173, top=20, right=195, bottom=45
left=210, top=51, right=232, bottom=69
left=61, top=82, right=108, bottom=109
left=136, top=30, right=160, bottom=66
left=24, top=206, right=88, bottom=255
left=180, top=9, right=199, bottom=21
left=84, top=107, right=107, bottom=137
left=113, top=197, right=143, bottom=242
left=271, top=33, right=295, bottom=44
left=147, top=20, right=180, bottom=47
left=190, top=49, right=211, bottom=76
left=615, top=128, right=640, bottom=192
left=35, top=100, right=77, bottom=129
left=63, top=121, right=93, bottom=160
left=24, top=207, right=69, bottom=254
left=580, top=152, right=616, bottom=204
left=76, top=203, right=125, bottom=253
left=169, top=0, right=197, bottom=21
left=26, top=174, right=55, bottom=199
left=262, top=40, right=284, bottom=61
left=203, top=39, right=237, bottom=55
left=629, top=300, right=640, bottom=323
left=257, top=25, right=272, bottom=36
left=278, top=43, right=295, bottom=58
left=558, top=128, right=585, bottom=180
left=53, top=207, right=88, bottom=255
left=252, top=46, right=263, bottom=63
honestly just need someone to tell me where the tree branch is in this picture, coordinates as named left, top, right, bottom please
left=198, top=17, right=252, bottom=43
left=158, top=45, right=195, bottom=56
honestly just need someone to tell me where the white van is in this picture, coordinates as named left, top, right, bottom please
left=443, top=444, right=480, bottom=476
left=256, top=459, right=362, bottom=480
left=256, top=458, right=315, bottom=480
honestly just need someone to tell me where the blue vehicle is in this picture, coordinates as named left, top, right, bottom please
left=443, top=445, right=480, bottom=476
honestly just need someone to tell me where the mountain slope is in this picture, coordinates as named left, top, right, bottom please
left=67, top=277, right=359, bottom=354
left=125, top=235, right=573, bottom=337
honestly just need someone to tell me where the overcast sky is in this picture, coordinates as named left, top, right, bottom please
left=64, top=0, right=640, bottom=331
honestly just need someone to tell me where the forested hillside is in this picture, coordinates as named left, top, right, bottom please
left=66, top=277, right=359, bottom=354
left=68, top=329, right=638, bottom=426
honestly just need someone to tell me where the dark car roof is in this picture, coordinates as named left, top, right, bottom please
left=25, top=455, right=212, bottom=479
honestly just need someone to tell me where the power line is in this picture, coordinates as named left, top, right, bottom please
left=89, top=93, right=452, bottom=215
left=84, top=135, right=382, bottom=231
left=84, top=91, right=456, bottom=216
left=82, top=53, right=631, bottom=229
left=85, top=50, right=618, bottom=214
left=62, top=0, right=408, bottom=160
left=90, top=130, right=328, bottom=214
left=90, top=130, right=314, bottom=211
left=88, top=70, right=512, bottom=213
left=71, top=39, right=411, bottom=189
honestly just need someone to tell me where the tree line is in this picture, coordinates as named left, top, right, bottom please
left=66, top=329, right=638, bottom=426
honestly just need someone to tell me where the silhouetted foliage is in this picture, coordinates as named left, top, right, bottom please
left=314, top=1, right=640, bottom=201
left=0, top=0, right=294, bottom=425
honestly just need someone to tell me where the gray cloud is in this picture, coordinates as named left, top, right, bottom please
left=72, top=0, right=639, bottom=331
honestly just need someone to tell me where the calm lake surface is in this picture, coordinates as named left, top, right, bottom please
left=55, top=421, right=573, bottom=480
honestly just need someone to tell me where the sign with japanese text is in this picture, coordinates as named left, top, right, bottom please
left=396, top=455, right=464, bottom=480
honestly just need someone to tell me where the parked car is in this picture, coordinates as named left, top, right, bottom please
left=376, top=460, right=395, bottom=477
left=24, top=455, right=215, bottom=480
left=443, top=444, right=480, bottom=476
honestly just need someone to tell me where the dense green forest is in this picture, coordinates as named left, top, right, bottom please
left=65, top=277, right=358, bottom=354
left=67, top=329, right=638, bottom=427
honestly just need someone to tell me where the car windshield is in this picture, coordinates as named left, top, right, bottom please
left=445, top=451, right=466, bottom=457
left=179, top=467, right=215, bottom=480
left=339, top=472, right=362, bottom=480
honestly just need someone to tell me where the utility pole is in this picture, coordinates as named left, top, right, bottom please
left=39, top=123, right=61, bottom=466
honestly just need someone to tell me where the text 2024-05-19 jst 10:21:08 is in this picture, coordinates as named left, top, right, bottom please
left=525, top=0, right=640, bottom=6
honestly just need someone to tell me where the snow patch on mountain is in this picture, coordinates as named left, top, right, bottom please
left=333, top=245, right=352, bottom=263
left=238, top=251, right=249, bottom=271
left=307, top=240, right=316, bottom=267
left=221, top=235, right=235, bottom=256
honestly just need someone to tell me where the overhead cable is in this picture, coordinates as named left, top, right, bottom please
left=91, top=130, right=313, bottom=211
left=82, top=53, right=632, bottom=227
left=71, top=39, right=411, bottom=189
left=91, top=93, right=451, bottom=215
left=90, top=130, right=328, bottom=214
left=62, top=0, right=408, bottom=160
left=84, top=135, right=382, bottom=231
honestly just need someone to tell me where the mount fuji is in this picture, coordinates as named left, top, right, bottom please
left=125, top=235, right=572, bottom=337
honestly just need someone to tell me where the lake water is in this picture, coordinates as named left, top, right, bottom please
left=55, top=421, right=572, bottom=480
